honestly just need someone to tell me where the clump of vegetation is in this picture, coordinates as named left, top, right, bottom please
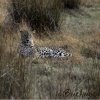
left=10, top=0, right=62, bottom=32
left=63, top=0, right=80, bottom=9
left=81, top=47, right=100, bottom=60
left=0, top=32, right=33, bottom=99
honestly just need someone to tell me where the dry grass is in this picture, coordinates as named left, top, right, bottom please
left=80, top=0, right=100, bottom=6
left=0, top=0, right=100, bottom=99
left=0, top=0, right=9, bottom=24
left=0, top=30, right=35, bottom=99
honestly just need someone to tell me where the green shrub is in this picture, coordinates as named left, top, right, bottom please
left=10, top=0, right=62, bottom=32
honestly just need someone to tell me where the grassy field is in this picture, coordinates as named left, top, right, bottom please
left=0, top=0, right=100, bottom=99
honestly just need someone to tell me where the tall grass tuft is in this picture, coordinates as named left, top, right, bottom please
left=10, top=0, right=62, bottom=32
left=0, top=31, right=33, bottom=99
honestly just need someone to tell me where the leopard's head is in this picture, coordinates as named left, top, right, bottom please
left=20, top=30, right=34, bottom=47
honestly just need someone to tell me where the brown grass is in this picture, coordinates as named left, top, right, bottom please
left=0, top=0, right=100, bottom=99
left=0, top=28, right=35, bottom=98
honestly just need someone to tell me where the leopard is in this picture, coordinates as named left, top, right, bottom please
left=18, top=30, right=72, bottom=59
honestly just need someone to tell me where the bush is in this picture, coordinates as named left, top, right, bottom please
left=63, top=0, right=80, bottom=9
left=10, top=0, right=62, bottom=32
